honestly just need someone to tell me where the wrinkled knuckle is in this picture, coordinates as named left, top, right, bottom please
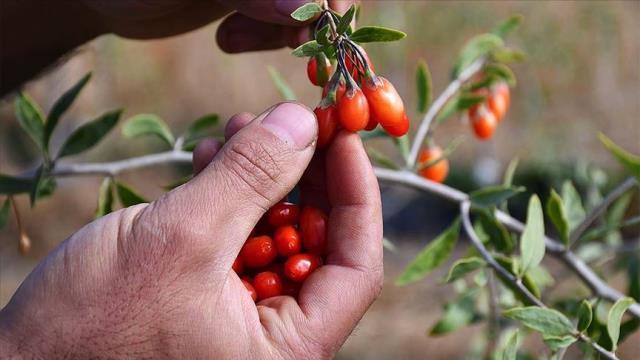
left=220, top=141, right=288, bottom=204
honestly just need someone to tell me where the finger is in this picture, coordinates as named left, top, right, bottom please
left=192, top=138, right=223, bottom=175
left=216, top=13, right=309, bottom=53
left=225, top=112, right=255, bottom=140
left=218, top=0, right=318, bottom=26
left=296, top=131, right=383, bottom=347
left=137, top=102, right=317, bottom=267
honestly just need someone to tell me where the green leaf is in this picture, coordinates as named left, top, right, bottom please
left=520, top=195, right=545, bottom=275
left=561, top=181, right=585, bottom=232
left=504, top=306, right=576, bottom=337
left=444, top=257, right=485, bottom=283
left=268, top=66, right=297, bottom=101
left=46, top=72, right=91, bottom=145
left=469, top=186, right=524, bottom=208
left=290, top=2, right=322, bottom=21
left=416, top=60, right=432, bottom=113
left=474, top=210, right=514, bottom=253
left=396, top=219, right=460, bottom=285
left=577, top=300, right=593, bottom=333
left=291, top=40, right=323, bottom=57
left=349, top=26, right=407, bottom=43
left=494, top=255, right=541, bottom=302
left=115, top=182, right=147, bottom=207
left=122, top=114, right=175, bottom=148
left=58, top=109, right=122, bottom=158
left=546, top=189, right=570, bottom=246
left=367, top=148, right=399, bottom=170
left=393, top=135, right=410, bottom=162
left=492, top=15, right=524, bottom=39
left=543, top=335, right=576, bottom=352
left=527, top=265, right=555, bottom=289
left=452, top=33, right=504, bottom=78
left=456, top=94, right=486, bottom=110
left=599, top=132, right=640, bottom=181
left=607, top=297, right=635, bottom=351
left=484, top=63, right=517, bottom=87
left=182, top=114, right=219, bottom=149
left=0, top=197, right=10, bottom=229
left=337, top=5, right=355, bottom=34
left=95, top=177, right=114, bottom=218
left=15, top=93, right=45, bottom=152
left=492, top=49, right=527, bottom=64
left=501, top=157, right=519, bottom=213
left=430, top=288, right=479, bottom=335
left=29, top=168, right=56, bottom=206
left=0, top=174, right=32, bottom=195
left=501, top=329, right=520, bottom=360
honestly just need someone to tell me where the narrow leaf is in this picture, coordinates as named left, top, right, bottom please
left=546, top=189, right=570, bottom=246
left=475, top=210, right=514, bottom=253
left=484, top=63, right=517, bottom=87
left=182, top=114, right=219, bottom=148
left=290, top=2, right=322, bottom=21
left=543, top=335, right=576, bottom=352
left=396, top=219, right=460, bottom=285
left=337, top=5, right=355, bottom=34
left=577, top=300, right=593, bottom=332
left=0, top=175, right=32, bottom=195
left=469, top=186, right=524, bottom=208
left=58, top=109, right=122, bottom=158
left=291, top=40, right=323, bottom=57
left=492, top=49, right=527, bottom=64
left=416, top=60, right=432, bottom=113
left=0, top=197, right=10, bottom=229
left=607, top=297, right=635, bottom=351
left=123, top=114, right=175, bottom=148
left=46, top=72, right=92, bottom=145
left=561, top=181, right=585, bottom=231
left=430, top=288, right=479, bottom=335
left=504, top=306, right=576, bottom=337
left=492, top=15, right=524, bottom=39
left=367, top=148, right=399, bottom=170
left=444, top=257, right=485, bottom=283
left=268, top=66, right=297, bottom=101
left=15, top=93, right=45, bottom=152
left=456, top=94, right=486, bottom=110
left=520, top=195, right=545, bottom=275
left=115, top=182, right=148, bottom=207
left=599, top=132, right=640, bottom=181
left=29, top=169, right=56, bottom=206
left=452, top=33, right=504, bottom=78
left=502, top=330, right=520, bottom=360
left=349, top=26, right=407, bottom=43
left=503, top=158, right=519, bottom=187
left=95, top=177, right=114, bottom=218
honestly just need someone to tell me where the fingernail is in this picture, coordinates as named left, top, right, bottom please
left=275, top=0, right=309, bottom=18
left=261, top=102, right=317, bottom=149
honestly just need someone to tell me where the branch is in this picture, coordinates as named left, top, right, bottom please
left=374, top=167, right=640, bottom=318
left=407, top=57, right=486, bottom=169
left=569, top=177, right=637, bottom=248
left=51, top=151, right=192, bottom=177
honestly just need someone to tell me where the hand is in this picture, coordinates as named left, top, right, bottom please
left=0, top=102, right=383, bottom=358
left=86, top=0, right=351, bottom=52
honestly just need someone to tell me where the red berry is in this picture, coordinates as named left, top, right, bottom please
left=240, top=236, right=278, bottom=268
left=232, top=257, right=244, bottom=274
left=267, top=202, right=300, bottom=227
left=299, top=206, right=328, bottom=255
left=469, top=104, right=497, bottom=140
left=274, top=225, right=302, bottom=257
left=284, top=254, right=322, bottom=283
left=365, top=113, right=379, bottom=131
left=314, top=105, right=339, bottom=149
left=307, top=55, right=331, bottom=87
left=282, top=279, right=302, bottom=297
left=253, top=271, right=283, bottom=300
left=322, top=82, right=346, bottom=100
left=362, top=76, right=405, bottom=129
left=338, top=88, right=370, bottom=132
left=382, top=112, right=409, bottom=137
left=488, top=82, right=510, bottom=122
left=261, top=262, right=285, bottom=279
left=242, top=279, right=257, bottom=302
left=418, top=145, right=449, bottom=183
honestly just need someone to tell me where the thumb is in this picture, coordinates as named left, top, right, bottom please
left=136, top=102, right=317, bottom=265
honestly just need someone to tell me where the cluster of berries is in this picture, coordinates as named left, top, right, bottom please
left=468, top=81, right=510, bottom=140
left=307, top=45, right=409, bottom=149
left=234, top=202, right=328, bottom=302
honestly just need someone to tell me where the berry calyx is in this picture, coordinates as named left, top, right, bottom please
left=284, top=254, right=322, bottom=283
left=240, top=235, right=278, bottom=268
left=338, top=88, right=370, bottom=132
left=418, top=145, right=449, bottom=183
left=253, top=271, right=283, bottom=300
left=274, top=225, right=302, bottom=257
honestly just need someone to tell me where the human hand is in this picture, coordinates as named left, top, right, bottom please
left=0, top=102, right=383, bottom=358
left=85, top=0, right=351, bottom=52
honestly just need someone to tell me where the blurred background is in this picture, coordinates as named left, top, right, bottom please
left=1, top=1, right=639, bottom=358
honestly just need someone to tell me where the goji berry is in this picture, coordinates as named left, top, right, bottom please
left=338, top=88, right=370, bottom=132
left=299, top=206, right=328, bottom=255
left=274, top=225, right=302, bottom=257
left=418, top=145, right=449, bottom=183
left=284, top=254, right=322, bottom=283
left=253, top=271, right=283, bottom=300
left=267, top=202, right=300, bottom=227
left=314, top=105, right=339, bottom=149
left=240, top=235, right=277, bottom=268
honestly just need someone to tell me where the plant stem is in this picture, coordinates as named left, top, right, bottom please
left=484, top=271, right=501, bottom=359
left=407, top=57, right=486, bottom=169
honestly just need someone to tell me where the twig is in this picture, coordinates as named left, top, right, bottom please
left=51, top=151, right=192, bottom=177
left=485, top=268, right=502, bottom=358
left=374, top=167, right=640, bottom=318
left=569, top=177, right=637, bottom=248
left=461, top=202, right=617, bottom=360
left=407, top=57, right=486, bottom=169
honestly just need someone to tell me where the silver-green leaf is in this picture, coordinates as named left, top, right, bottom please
left=444, top=257, right=485, bottom=283
left=349, top=26, right=406, bottom=43
left=561, top=181, right=585, bottom=232
left=123, top=114, right=175, bottom=148
left=492, top=15, right=523, bottom=39
left=503, top=306, right=576, bottom=338
left=546, top=189, right=570, bottom=246
left=95, top=177, right=114, bottom=218
left=501, top=329, right=520, bottom=360
left=599, top=132, right=640, bottom=181
left=607, top=297, right=635, bottom=351
left=58, top=109, right=122, bottom=158
left=416, top=60, right=432, bottom=113
left=46, top=72, right=92, bottom=146
left=290, top=3, right=322, bottom=21
left=577, top=300, right=593, bottom=333
left=451, top=33, right=504, bottom=78
left=15, top=93, right=45, bottom=152
left=520, top=195, right=545, bottom=275
left=469, top=186, right=524, bottom=209
left=337, top=4, right=355, bottom=34
left=291, top=40, right=323, bottom=57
